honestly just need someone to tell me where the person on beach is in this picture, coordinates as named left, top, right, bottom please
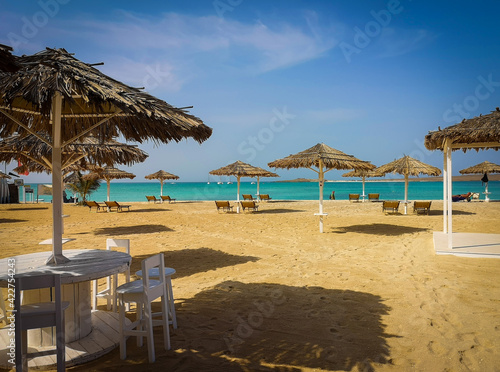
left=329, top=191, right=335, bottom=200
left=452, top=192, right=472, bottom=202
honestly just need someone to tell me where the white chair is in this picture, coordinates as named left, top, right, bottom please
left=92, top=238, right=131, bottom=312
left=14, top=274, right=70, bottom=372
left=135, top=266, right=178, bottom=329
left=116, top=253, right=170, bottom=363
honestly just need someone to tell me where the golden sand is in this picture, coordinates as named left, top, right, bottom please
left=1, top=200, right=500, bottom=371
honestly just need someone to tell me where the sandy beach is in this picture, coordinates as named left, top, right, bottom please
left=1, top=199, right=500, bottom=371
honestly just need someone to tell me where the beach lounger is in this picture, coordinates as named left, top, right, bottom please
left=382, top=200, right=400, bottom=214
left=160, top=195, right=176, bottom=203
left=242, top=194, right=254, bottom=200
left=215, top=201, right=233, bottom=212
left=349, top=194, right=360, bottom=202
left=259, top=194, right=272, bottom=201
left=86, top=200, right=106, bottom=212
left=105, top=201, right=131, bottom=212
left=240, top=200, right=259, bottom=212
left=368, top=193, right=380, bottom=202
left=413, top=201, right=432, bottom=215
left=146, top=195, right=161, bottom=203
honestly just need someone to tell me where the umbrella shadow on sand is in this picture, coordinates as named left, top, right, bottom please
left=257, top=208, right=306, bottom=214
left=332, top=223, right=429, bottom=236
left=131, top=248, right=260, bottom=280
left=164, top=281, right=394, bottom=371
left=0, top=218, right=28, bottom=223
left=91, top=224, right=173, bottom=235
left=129, top=208, right=172, bottom=213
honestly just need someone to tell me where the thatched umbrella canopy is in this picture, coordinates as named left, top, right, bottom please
left=250, top=167, right=279, bottom=196
left=375, top=155, right=441, bottom=214
left=459, top=161, right=500, bottom=201
left=0, top=47, right=211, bottom=264
left=342, top=168, right=384, bottom=201
left=210, top=160, right=280, bottom=213
left=0, top=133, right=148, bottom=174
left=145, top=170, right=179, bottom=196
left=268, top=143, right=374, bottom=232
left=425, top=108, right=500, bottom=250
left=0, top=44, right=20, bottom=73
left=425, top=107, right=500, bottom=152
left=85, top=166, right=135, bottom=201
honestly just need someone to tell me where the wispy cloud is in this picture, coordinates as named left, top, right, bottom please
left=374, top=27, right=435, bottom=58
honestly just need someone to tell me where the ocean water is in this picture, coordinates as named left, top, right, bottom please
left=26, top=180, right=499, bottom=203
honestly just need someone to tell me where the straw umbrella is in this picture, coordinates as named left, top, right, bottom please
left=0, top=47, right=211, bottom=264
left=375, top=155, right=441, bottom=214
left=252, top=167, right=279, bottom=196
left=85, top=166, right=136, bottom=201
left=342, top=168, right=384, bottom=201
left=425, top=107, right=500, bottom=250
left=145, top=170, right=179, bottom=196
left=210, top=160, right=278, bottom=213
left=459, top=161, right=500, bottom=202
left=268, top=143, right=375, bottom=232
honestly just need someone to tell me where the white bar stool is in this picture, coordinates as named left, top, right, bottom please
left=135, top=267, right=177, bottom=329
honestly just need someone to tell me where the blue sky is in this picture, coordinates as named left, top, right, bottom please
left=1, top=0, right=499, bottom=182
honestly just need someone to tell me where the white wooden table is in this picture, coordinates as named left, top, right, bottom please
left=0, top=249, right=131, bottom=367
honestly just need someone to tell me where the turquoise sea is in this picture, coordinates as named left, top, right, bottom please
left=27, top=180, right=499, bottom=203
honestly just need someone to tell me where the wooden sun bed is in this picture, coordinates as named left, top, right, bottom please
left=160, top=195, right=176, bottom=203
left=413, top=201, right=432, bottom=215
left=382, top=201, right=400, bottom=214
left=105, top=201, right=131, bottom=212
left=368, top=193, right=380, bottom=202
left=215, top=201, right=233, bottom=212
left=146, top=195, right=160, bottom=203
left=258, top=194, right=272, bottom=201
left=85, top=201, right=106, bottom=212
left=349, top=194, right=360, bottom=202
left=240, top=200, right=259, bottom=212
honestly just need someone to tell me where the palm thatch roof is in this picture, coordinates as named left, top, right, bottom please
left=376, top=155, right=441, bottom=177
left=0, top=44, right=20, bottom=73
left=425, top=107, right=500, bottom=152
left=210, top=161, right=279, bottom=177
left=145, top=170, right=179, bottom=181
left=0, top=47, right=212, bottom=144
left=267, top=143, right=374, bottom=171
left=342, top=169, right=385, bottom=178
left=85, top=166, right=136, bottom=181
left=459, top=161, right=500, bottom=175
left=0, top=133, right=148, bottom=173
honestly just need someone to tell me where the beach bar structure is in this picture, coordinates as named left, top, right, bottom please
left=425, top=107, right=500, bottom=254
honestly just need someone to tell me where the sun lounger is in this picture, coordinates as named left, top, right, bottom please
left=146, top=195, right=161, bottom=203
left=215, top=201, right=233, bottom=212
left=242, top=194, right=254, bottom=200
left=160, top=195, right=176, bottom=203
left=382, top=200, right=400, bottom=214
left=413, top=201, right=432, bottom=215
left=259, top=194, right=272, bottom=201
left=240, top=200, right=259, bottom=212
left=349, top=194, right=360, bottom=202
left=368, top=193, right=380, bottom=202
left=85, top=200, right=106, bottom=212
left=105, top=201, right=131, bottom=212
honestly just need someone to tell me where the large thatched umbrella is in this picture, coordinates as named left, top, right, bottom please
left=210, top=160, right=278, bottom=213
left=145, top=170, right=179, bottom=196
left=251, top=167, right=279, bottom=196
left=459, top=161, right=500, bottom=202
left=375, top=155, right=441, bottom=214
left=342, top=168, right=384, bottom=201
left=268, top=143, right=374, bottom=232
left=425, top=107, right=500, bottom=250
left=85, top=166, right=135, bottom=201
left=0, top=47, right=212, bottom=264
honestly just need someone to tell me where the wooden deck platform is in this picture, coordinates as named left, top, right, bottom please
left=433, top=232, right=500, bottom=258
left=0, top=310, right=130, bottom=369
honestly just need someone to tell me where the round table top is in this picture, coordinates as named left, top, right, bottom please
left=0, top=249, right=131, bottom=285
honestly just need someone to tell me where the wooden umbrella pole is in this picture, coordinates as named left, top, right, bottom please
left=107, top=179, right=111, bottom=202
left=160, top=179, right=164, bottom=197
left=236, top=176, right=241, bottom=213
left=47, top=92, right=69, bottom=264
